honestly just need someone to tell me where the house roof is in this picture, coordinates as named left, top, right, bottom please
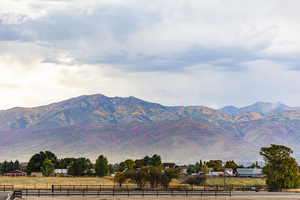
left=6, top=170, right=26, bottom=174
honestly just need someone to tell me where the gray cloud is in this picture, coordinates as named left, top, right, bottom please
left=1, top=0, right=300, bottom=109
left=0, top=1, right=282, bottom=72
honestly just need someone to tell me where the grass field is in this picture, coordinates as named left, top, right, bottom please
left=0, top=176, right=266, bottom=189
left=0, top=176, right=114, bottom=189
left=206, top=177, right=266, bottom=186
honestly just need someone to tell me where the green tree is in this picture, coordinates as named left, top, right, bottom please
left=95, top=155, right=109, bottom=177
left=124, top=168, right=148, bottom=189
left=185, top=175, right=207, bottom=186
left=41, top=159, right=55, bottom=176
left=135, top=159, right=145, bottom=168
left=146, top=166, right=162, bottom=188
left=224, top=160, right=238, bottom=169
left=58, top=158, right=76, bottom=169
left=13, top=160, right=20, bottom=170
left=119, top=159, right=135, bottom=172
left=187, top=164, right=197, bottom=175
left=150, top=154, right=162, bottom=166
left=160, top=168, right=180, bottom=189
left=68, top=158, right=92, bottom=176
left=143, top=156, right=151, bottom=166
left=207, top=160, right=223, bottom=171
left=260, top=144, right=300, bottom=190
left=1, top=161, right=9, bottom=174
left=27, top=151, right=58, bottom=173
left=200, top=164, right=210, bottom=174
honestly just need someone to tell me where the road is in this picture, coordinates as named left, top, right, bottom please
left=0, top=192, right=11, bottom=200
left=234, top=191, right=300, bottom=196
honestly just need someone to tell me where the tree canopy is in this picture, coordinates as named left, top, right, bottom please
left=27, top=151, right=58, bottom=173
left=95, top=155, right=109, bottom=177
left=41, top=159, right=55, bottom=176
left=260, top=144, right=300, bottom=190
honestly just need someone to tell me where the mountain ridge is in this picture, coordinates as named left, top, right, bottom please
left=1, top=94, right=300, bottom=163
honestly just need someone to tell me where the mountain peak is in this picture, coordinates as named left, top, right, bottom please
left=218, top=106, right=240, bottom=115
left=219, top=102, right=293, bottom=115
left=241, top=102, right=290, bottom=114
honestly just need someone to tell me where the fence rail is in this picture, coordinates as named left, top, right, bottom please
left=12, top=189, right=232, bottom=197
left=0, top=184, right=268, bottom=192
left=3, top=184, right=274, bottom=199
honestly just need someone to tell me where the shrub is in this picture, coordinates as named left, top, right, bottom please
left=185, top=175, right=207, bottom=185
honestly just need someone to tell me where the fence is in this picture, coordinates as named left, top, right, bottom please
left=0, top=185, right=14, bottom=191
left=11, top=188, right=232, bottom=198
left=0, top=184, right=268, bottom=192
left=4, top=184, right=234, bottom=199
left=3, top=184, right=272, bottom=199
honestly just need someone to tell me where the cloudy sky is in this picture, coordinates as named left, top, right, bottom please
left=1, top=0, right=300, bottom=109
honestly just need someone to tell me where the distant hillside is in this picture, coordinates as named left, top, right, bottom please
left=219, top=102, right=296, bottom=115
left=1, top=94, right=300, bottom=163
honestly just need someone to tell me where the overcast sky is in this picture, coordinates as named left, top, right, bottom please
left=1, top=0, right=300, bottom=109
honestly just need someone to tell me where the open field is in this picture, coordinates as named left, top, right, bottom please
left=0, top=176, right=114, bottom=189
left=206, top=177, right=266, bottom=186
left=0, top=176, right=266, bottom=190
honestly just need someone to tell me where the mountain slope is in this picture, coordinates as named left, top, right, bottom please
left=219, top=102, right=296, bottom=115
left=1, top=94, right=300, bottom=163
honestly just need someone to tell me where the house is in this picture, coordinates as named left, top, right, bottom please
left=207, top=171, right=224, bottom=176
left=31, top=172, right=43, bottom=177
left=224, top=168, right=234, bottom=177
left=236, top=168, right=264, bottom=178
left=4, top=170, right=27, bottom=177
left=176, top=166, right=188, bottom=175
left=163, top=163, right=177, bottom=169
left=54, top=169, right=68, bottom=176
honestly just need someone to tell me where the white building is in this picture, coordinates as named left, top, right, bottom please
left=236, top=168, right=264, bottom=178
left=54, top=169, right=68, bottom=176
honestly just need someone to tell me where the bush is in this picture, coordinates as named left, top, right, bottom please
left=185, top=175, right=207, bottom=185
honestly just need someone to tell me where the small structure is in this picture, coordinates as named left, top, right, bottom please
left=236, top=168, right=264, bottom=178
left=4, top=170, right=27, bottom=177
left=54, top=169, right=68, bottom=177
left=224, top=168, right=234, bottom=177
left=208, top=171, right=224, bottom=176
left=176, top=166, right=188, bottom=175
left=31, top=172, right=43, bottom=177
left=163, top=163, right=177, bottom=169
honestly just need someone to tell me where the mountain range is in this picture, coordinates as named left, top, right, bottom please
left=1, top=94, right=300, bottom=164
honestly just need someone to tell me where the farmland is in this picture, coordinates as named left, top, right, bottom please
left=206, top=177, right=266, bottom=186
left=0, top=176, right=114, bottom=189
left=0, top=176, right=265, bottom=189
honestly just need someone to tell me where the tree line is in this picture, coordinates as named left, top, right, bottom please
left=25, top=152, right=166, bottom=177
left=0, top=160, right=21, bottom=174
left=6, top=150, right=264, bottom=177
left=4, top=144, right=300, bottom=191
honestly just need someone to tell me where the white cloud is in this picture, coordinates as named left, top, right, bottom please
left=1, top=0, right=300, bottom=109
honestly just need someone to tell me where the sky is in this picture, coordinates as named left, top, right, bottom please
left=1, top=0, right=300, bottom=109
